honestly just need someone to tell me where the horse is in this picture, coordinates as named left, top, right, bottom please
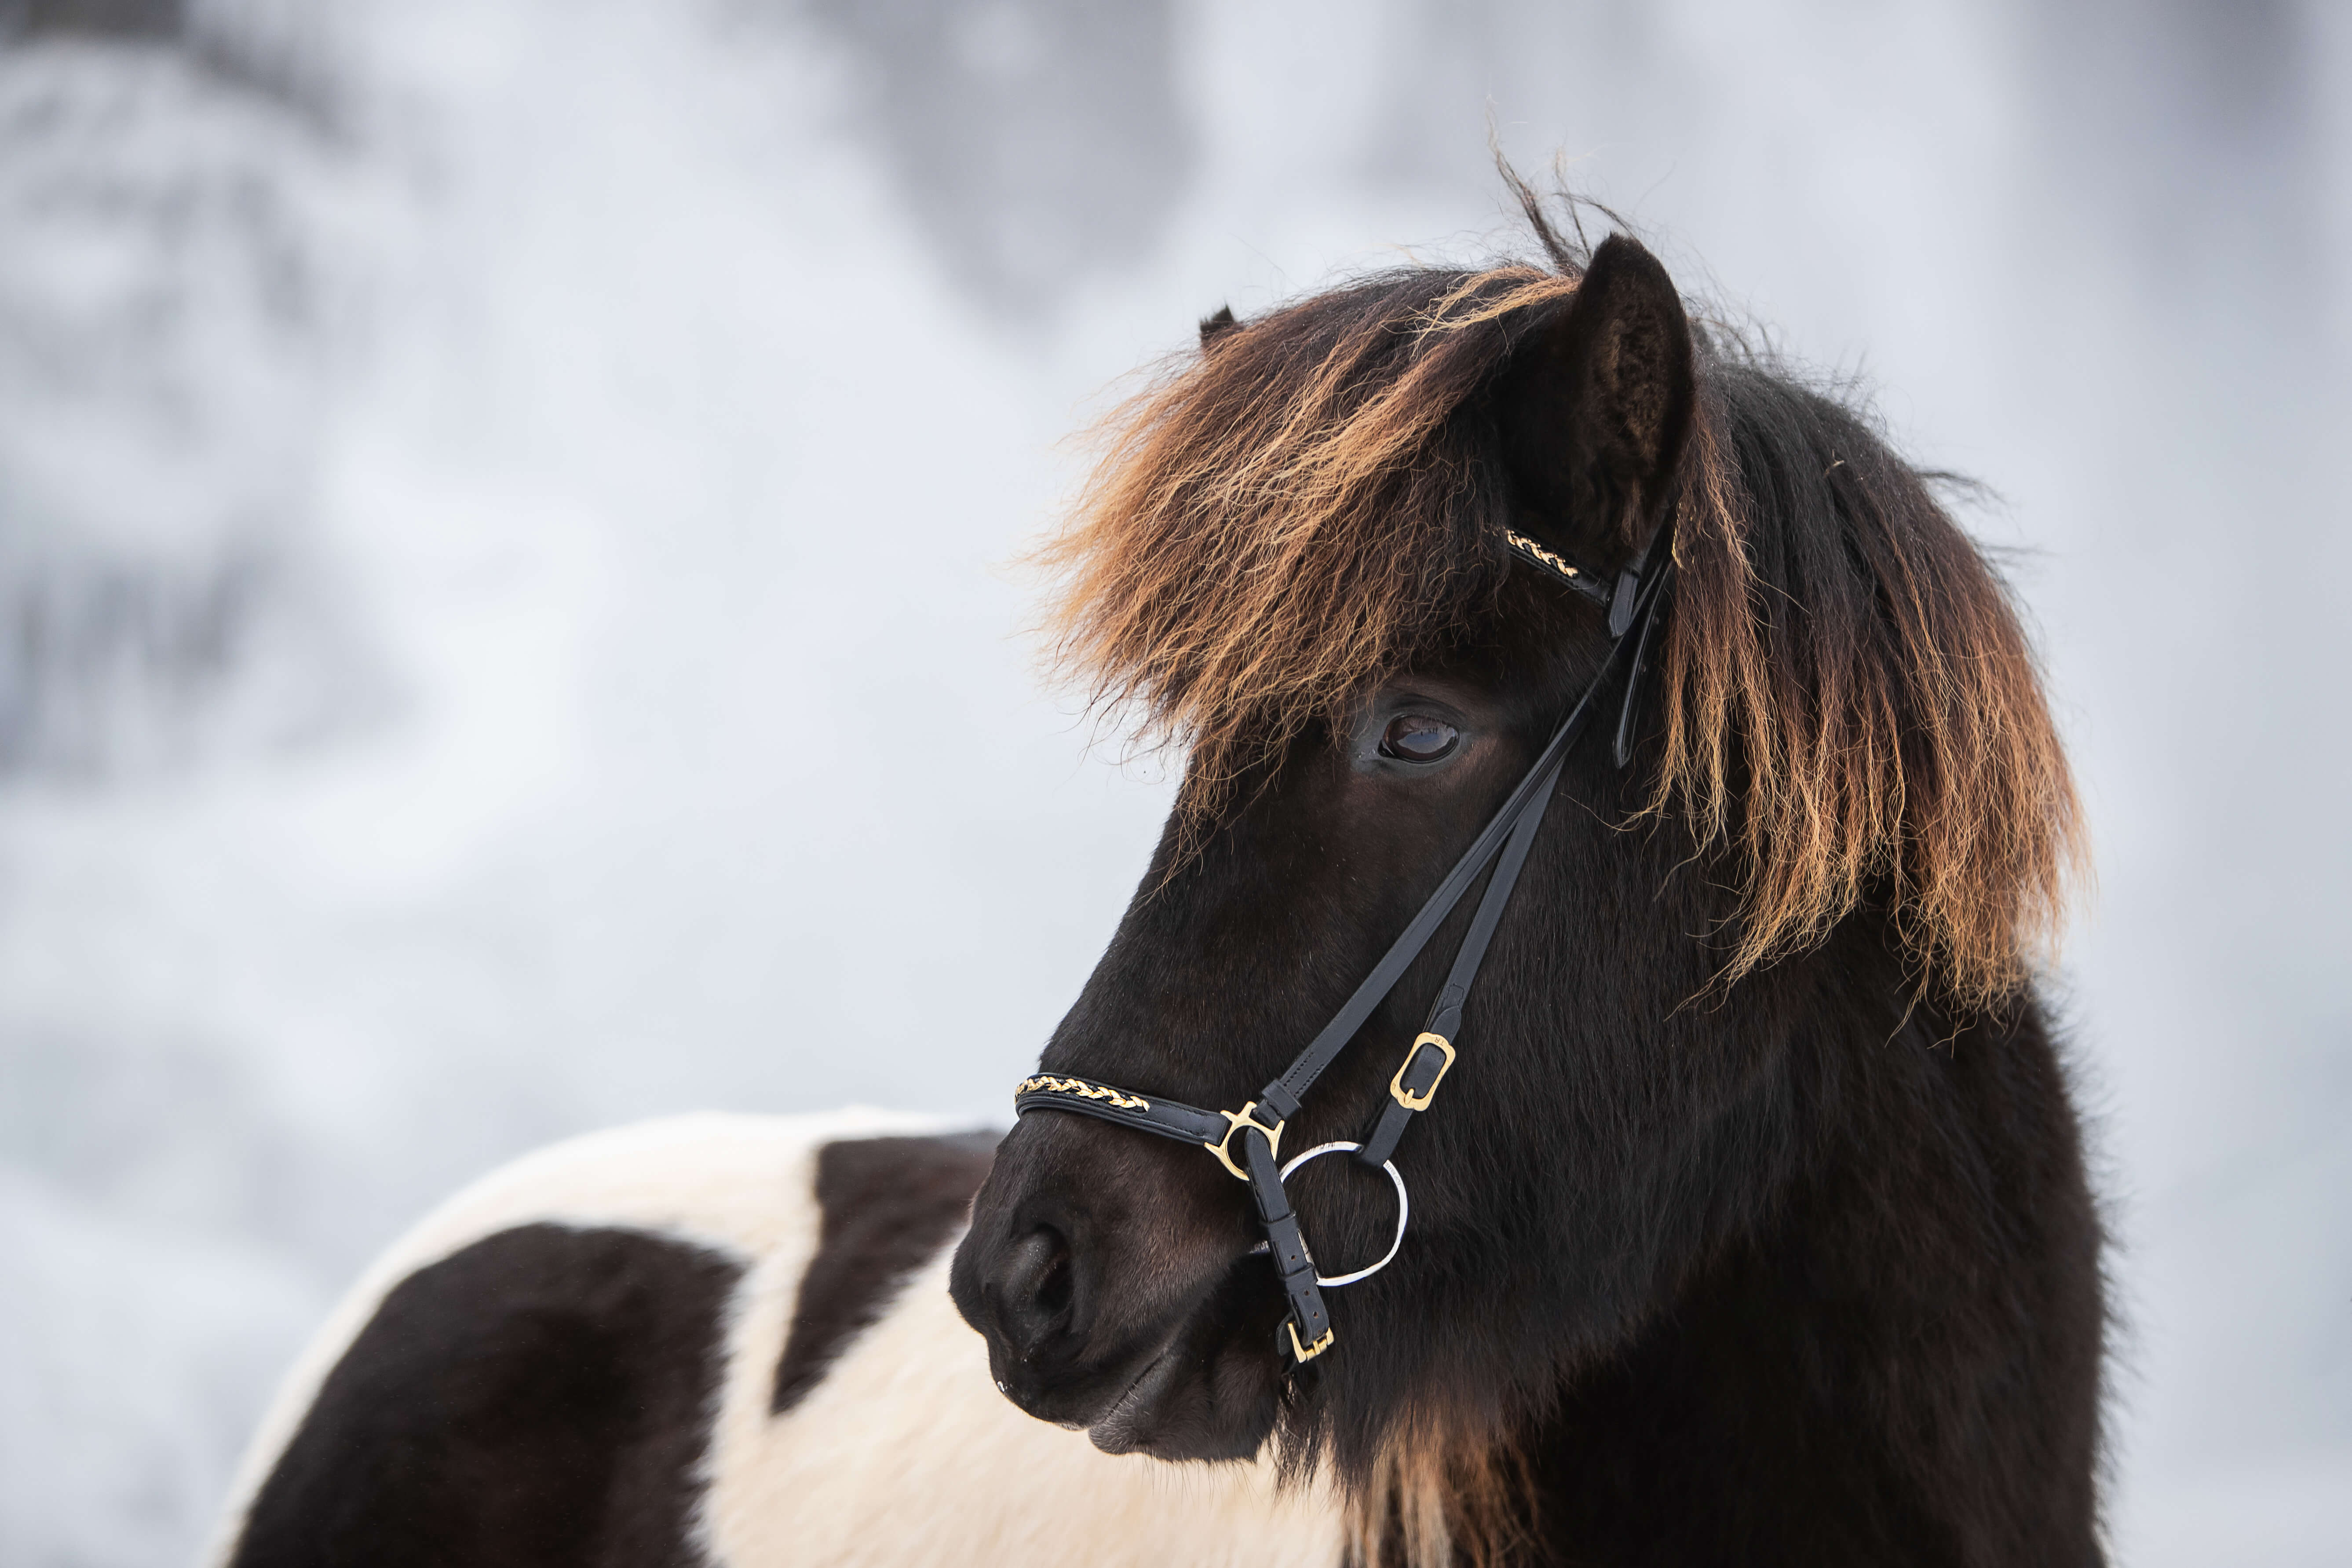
left=208, top=199, right=2105, bottom=1567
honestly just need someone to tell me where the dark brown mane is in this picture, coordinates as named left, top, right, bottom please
left=1033, top=263, right=1578, bottom=793
left=1033, top=214, right=2080, bottom=1012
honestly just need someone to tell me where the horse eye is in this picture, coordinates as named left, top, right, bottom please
left=1380, top=714, right=1460, bottom=763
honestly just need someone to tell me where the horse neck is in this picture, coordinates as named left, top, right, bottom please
left=1505, top=909, right=2107, bottom=1565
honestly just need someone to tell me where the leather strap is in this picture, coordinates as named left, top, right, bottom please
left=1614, top=559, right=1675, bottom=769
left=1353, top=530, right=1676, bottom=1164
left=1255, top=553, right=1668, bottom=1123
left=1242, top=1120, right=1331, bottom=1357
left=1357, top=746, right=1562, bottom=1166
left=1011, top=1075, right=1229, bottom=1145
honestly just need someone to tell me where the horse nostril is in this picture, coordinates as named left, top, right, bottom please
left=997, top=1223, right=1077, bottom=1356
left=1035, top=1246, right=1071, bottom=1316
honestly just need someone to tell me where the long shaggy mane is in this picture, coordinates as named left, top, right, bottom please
left=1032, top=198, right=2081, bottom=1014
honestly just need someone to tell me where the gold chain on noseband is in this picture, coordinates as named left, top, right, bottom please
left=1013, top=1075, right=1151, bottom=1112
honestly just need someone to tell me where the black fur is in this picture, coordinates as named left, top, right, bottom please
left=773, top=1132, right=998, bottom=1412
left=953, top=238, right=2106, bottom=1564
left=229, top=1224, right=739, bottom=1568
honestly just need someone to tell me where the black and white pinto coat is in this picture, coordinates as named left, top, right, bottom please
left=206, top=1112, right=1343, bottom=1567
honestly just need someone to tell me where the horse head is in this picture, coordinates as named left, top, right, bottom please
left=952, top=211, right=2091, bottom=1563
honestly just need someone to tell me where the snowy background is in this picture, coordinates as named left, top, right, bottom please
left=0, top=1, right=2344, bottom=1563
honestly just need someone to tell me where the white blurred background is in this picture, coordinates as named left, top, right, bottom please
left=0, top=1, right=2343, bottom=1563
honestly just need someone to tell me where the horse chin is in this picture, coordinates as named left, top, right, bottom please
left=1083, top=1345, right=1279, bottom=1461
left=1083, top=1265, right=1286, bottom=1462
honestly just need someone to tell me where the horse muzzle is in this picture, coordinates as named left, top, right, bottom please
left=949, top=1111, right=1285, bottom=1460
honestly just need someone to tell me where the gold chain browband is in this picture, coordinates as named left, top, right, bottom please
left=1013, top=1075, right=1151, bottom=1112
left=1504, top=528, right=1581, bottom=580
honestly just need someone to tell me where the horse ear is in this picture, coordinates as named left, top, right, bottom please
left=1494, top=234, right=1694, bottom=570
left=1198, top=303, right=1239, bottom=347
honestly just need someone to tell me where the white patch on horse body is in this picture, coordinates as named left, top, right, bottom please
left=704, top=1240, right=1343, bottom=1567
left=207, top=1111, right=1345, bottom=1568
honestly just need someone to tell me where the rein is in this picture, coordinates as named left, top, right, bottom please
left=1013, top=522, right=1676, bottom=1365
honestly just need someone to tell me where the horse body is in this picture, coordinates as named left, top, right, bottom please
left=208, top=1112, right=1344, bottom=1567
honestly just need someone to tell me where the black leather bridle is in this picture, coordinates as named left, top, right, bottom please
left=1013, top=520, right=1676, bottom=1365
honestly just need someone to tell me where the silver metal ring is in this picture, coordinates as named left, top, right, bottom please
left=1277, top=1140, right=1409, bottom=1287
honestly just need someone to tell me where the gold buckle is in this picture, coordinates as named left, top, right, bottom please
left=1205, top=1101, right=1285, bottom=1182
left=1287, top=1321, right=1336, bottom=1362
left=1389, top=1033, right=1457, bottom=1112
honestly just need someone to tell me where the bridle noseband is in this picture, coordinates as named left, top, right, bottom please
left=1013, top=521, right=1677, bottom=1366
